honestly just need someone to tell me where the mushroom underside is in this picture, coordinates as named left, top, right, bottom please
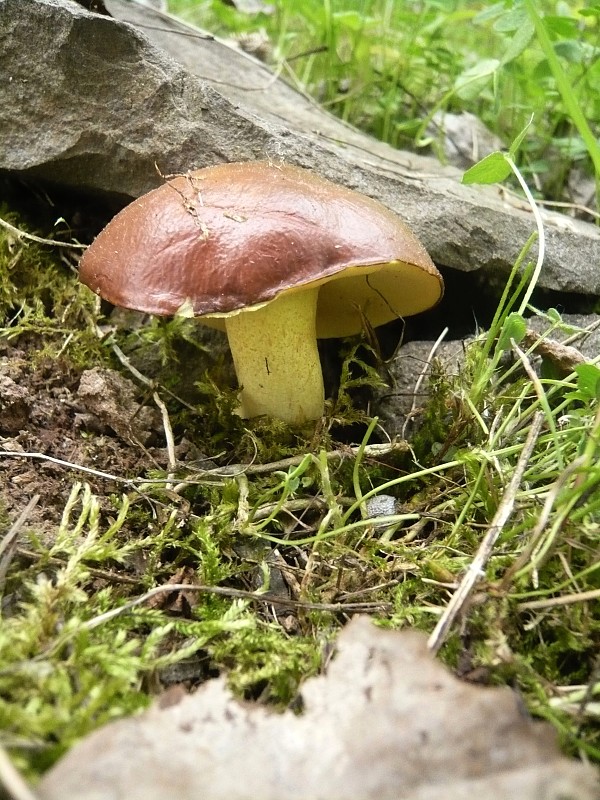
left=207, top=261, right=441, bottom=423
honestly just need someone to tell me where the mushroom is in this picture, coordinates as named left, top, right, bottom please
left=79, top=162, right=443, bottom=424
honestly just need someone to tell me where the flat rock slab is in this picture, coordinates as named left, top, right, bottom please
left=1, top=0, right=599, bottom=296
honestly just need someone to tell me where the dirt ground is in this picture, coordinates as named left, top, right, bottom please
left=0, top=340, right=167, bottom=543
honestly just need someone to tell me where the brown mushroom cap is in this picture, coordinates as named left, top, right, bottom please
left=79, top=162, right=443, bottom=338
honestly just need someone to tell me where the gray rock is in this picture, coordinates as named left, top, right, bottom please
left=375, top=314, right=600, bottom=437
left=0, top=0, right=270, bottom=198
left=38, top=617, right=599, bottom=800
left=375, top=340, right=467, bottom=438
left=427, top=111, right=505, bottom=169
left=136, top=0, right=166, bottom=9
left=1, top=0, right=599, bottom=296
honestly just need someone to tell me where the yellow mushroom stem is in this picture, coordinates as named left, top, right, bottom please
left=224, top=286, right=324, bottom=423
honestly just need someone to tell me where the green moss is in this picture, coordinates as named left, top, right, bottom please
left=208, top=621, right=322, bottom=704
left=0, top=212, right=102, bottom=364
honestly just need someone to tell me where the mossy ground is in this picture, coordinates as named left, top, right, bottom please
left=0, top=201, right=598, bottom=785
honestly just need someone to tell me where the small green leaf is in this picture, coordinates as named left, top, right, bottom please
left=287, top=475, right=300, bottom=492
left=454, top=58, right=499, bottom=100
left=501, top=18, right=535, bottom=65
left=508, top=115, right=534, bottom=159
left=497, top=312, right=527, bottom=351
left=462, top=152, right=511, bottom=185
left=575, top=363, right=600, bottom=401
left=544, top=15, right=578, bottom=37
left=474, top=3, right=505, bottom=24
left=546, top=308, right=562, bottom=323
left=554, top=39, right=585, bottom=64
left=494, top=4, right=529, bottom=33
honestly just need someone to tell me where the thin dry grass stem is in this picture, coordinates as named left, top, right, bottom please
left=497, top=456, right=587, bottom=592
left=0, top=451, right=139, bottom=485
left=512, top=340, right=560, bottom=455
left=0, top=495, right=40, bottom=590
left=174, top=443, right=409, bottom=488
left=251, top=496, right=353, bottom=522
left=517, top=587, right=600, bottom=611
left=428, top=412, right=544, bottom=655
left=0, top=744, right=39, bottom=800
left=338, top=579, right=404, bottom=601
left=401, top=326, right=448, bottom=439
left=216, top=442, right=409, bottom=477
left=299, top=547, right=320, bottom=600
left=497, top=184, right=600, bottom=222
left=153, top=391, right=176, bottom=488
left=562, top=317, right=600, bottom=348
left=0, top=215, right=85, bottom=250
left=0, top=442, right=408, bottom=488
left=80, top=583, right=390, bottom=631
left=557, top=550, right=577, bottom=587
left=234, top=473, right=251, bottom=530
left=112, top=343, right=196, bottom=411
left=536, top=198, right=600, bottom=221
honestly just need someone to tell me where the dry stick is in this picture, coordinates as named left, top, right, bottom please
left=0, top=744, right=39, bottom=800
left=428, top=412, right=544, bottom=655
left=0, top=441, right=409, bottom=485
left=220, top=442, right=409, bottom=476
left=82, top=583, right=389, bottom=631
left=0, top=452, right=134, bottom=485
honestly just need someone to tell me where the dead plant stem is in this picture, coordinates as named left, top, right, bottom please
left=517, top=587, right=600, bottom=611
left=0, top=495, right=40, bottom=590
left=0, top=744, right=39, bottom=800
left=428, top=412, right=544, bottom=654
left=0, top=215, right=85, bottom=250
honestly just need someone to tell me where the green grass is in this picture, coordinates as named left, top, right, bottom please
left=169, top=0, right=600, bottom=210
left=1, top=0, right=599, bottom=786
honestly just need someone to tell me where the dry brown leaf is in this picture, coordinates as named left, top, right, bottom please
left=38, top=617, right=598, bottom=800
left=523, top=330, right=587, bottom=373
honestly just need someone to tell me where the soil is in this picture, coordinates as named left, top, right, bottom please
left=0, top=340, right=166, bottom=544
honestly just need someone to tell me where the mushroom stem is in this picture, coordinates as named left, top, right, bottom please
left=224, top=287, right=324, bottom=423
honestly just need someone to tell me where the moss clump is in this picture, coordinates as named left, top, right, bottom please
left=0, top=211, right=105, bottom=367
